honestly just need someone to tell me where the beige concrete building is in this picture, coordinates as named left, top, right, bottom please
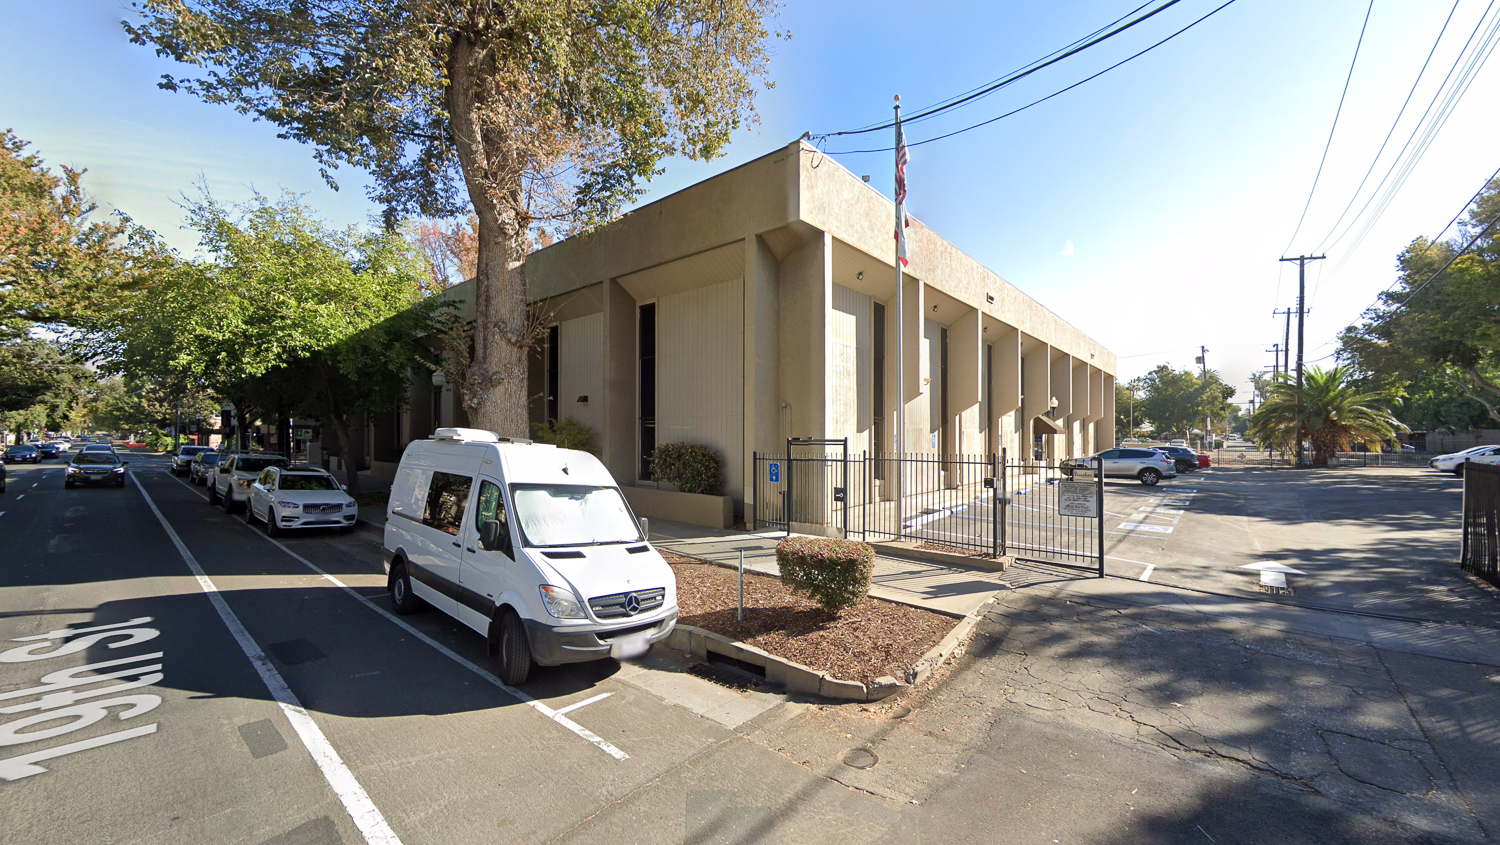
left=490, top=139, right=1117, bottom=521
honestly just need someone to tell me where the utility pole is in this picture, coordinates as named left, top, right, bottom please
left=1266, top=344, right=1280, bottom=378
left=1279, top=255, right=1325, bottom=467
left=1273, top=308, right=1297, bottom=376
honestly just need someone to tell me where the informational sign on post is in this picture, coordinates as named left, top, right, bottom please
left=1057, top=481, right=1099, bottom=518
left=768, top=462, right=780, bottom=483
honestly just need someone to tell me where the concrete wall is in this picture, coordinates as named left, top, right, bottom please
left=557, top=312, right=603, bottom=439
left=657, top=278, right=744, bottom=503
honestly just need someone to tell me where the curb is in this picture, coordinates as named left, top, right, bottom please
left=666, top=624, right=909, bottom=702
left=906, top=602, right=990, bottom=687
left=869, top=540, right=1010, bottom=572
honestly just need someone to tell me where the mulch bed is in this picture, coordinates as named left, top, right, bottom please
left=916, top=542, right=1000, bottom=559
left=664, top=552, right=956, bottom=687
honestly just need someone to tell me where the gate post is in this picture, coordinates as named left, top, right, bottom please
left=785, top=437, right=793, bottom=538
left=751, top=451, right=759, bottom=532
left=991, top=452, right=1000, bottom=559
left=842, top=439, right=850, bottom=540
left=1461, top=466, right=1471, bottom=569
left=1095, top=456, right=1106, bottom=578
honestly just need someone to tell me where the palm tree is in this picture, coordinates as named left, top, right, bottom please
left=1249, top=366, right=1406, bottom=467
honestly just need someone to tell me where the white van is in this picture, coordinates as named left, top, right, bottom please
left=382, top=428, right=677, bottom=683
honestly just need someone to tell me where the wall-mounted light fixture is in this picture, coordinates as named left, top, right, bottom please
left=856, top=272, right=863, bottom=281
left=862, top=175, right=871, bottom=182
left=982, top=326, right=988, bottom=334
left=931, top=304, right=938, bottom=312
left=577, top=395, right=589, bottom=404
left=986, top=292, right=995, bottom=304
left=1046, top=396, right=1060, bottom=418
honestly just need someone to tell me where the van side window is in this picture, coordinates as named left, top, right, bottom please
left=423, top=472, right=473, bottom=536
left=474, top=480, right=508, bottom=535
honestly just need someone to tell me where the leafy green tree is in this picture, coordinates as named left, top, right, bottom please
left=1135, top=365, right=1235, bottom=440
left=1, top=130, right=156, bottom=337
left=1248, top=366, right=1405, bottom=466
left=1340, top=178, right=1500, bottom=424
left=127, top=0, right=782, bottom=438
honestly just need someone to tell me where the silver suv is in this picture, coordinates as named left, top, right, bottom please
left=1066, top=448, right=1177, bottom=486
left=209, top=453, right=290, bottom=512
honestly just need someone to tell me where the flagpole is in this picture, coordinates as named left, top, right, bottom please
left=894, top=94, right=904, bottom=531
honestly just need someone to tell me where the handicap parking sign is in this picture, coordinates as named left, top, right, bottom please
left=768, top=462, right=780, bottom=483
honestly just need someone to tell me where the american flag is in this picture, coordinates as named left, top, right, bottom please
left=895, top=115, right=911, bottom=267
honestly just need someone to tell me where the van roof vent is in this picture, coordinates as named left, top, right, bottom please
left=433, top=427, right=500, bottom=443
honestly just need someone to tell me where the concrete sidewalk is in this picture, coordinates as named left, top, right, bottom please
left=647, top=519, right=1007, bottom=617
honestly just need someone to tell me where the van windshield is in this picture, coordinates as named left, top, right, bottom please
left=510, top=484, right=643, bottom=548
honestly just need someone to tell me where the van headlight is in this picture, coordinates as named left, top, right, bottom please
left=539, top=585, right=585, bottom=619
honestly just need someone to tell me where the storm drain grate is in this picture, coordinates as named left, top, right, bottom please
left=686, top=662, right=759, bottom=691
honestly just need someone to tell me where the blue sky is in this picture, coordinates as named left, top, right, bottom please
left=3, top=0, right=1498, bottom=405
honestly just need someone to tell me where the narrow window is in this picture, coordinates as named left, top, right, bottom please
left=546, top=324, right=560, bottom=423
left=639, top=303, right=656, bottom=479
left=872, top=301, right=886, bottom=476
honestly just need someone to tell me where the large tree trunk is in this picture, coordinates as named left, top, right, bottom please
left=448, top=34, right=531, bottom=439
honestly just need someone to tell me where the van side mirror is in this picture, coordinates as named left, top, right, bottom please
left=479, top=519, right=510, bottom=555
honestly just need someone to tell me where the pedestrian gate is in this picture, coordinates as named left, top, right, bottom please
left=752, top=443, right=1104, bottom=576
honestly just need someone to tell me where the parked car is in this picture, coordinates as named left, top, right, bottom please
left=210, top=453, right=291, bottom=512
left=383, top=427, right=677, bottom=684
left=1197, top=452, right=1212, bottom=469
left=80, top=443, right=115, bottom=455
left=1169, top=439, right=1189, bottom=447
left=1429, top=445, right=1500, bottom=475
left=189, top=450, right=224, bottom=485
left=1063, top=447, right=1177, bottom=486
left=244, top=466, right=357, bottom=535
left=3, top=444, right=40, bottom=464
left=0, top=458, right=7, bottom=494
left=170, top=445, right=214, bottom=476
left=65, top=451, right=129, bottom=488
left=1154, top=445, right=1201, bottom=474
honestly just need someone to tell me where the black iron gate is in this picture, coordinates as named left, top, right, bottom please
left=751, top=448, right=1104, bottom=576
left=1462, top=461, right=1500, bottom=588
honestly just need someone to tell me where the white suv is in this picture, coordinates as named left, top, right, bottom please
left=244, top=466, right=357, bottom=535
left=209, top=453, right=290, bottom=512
left=1430, top=445, right=1500, bottom=475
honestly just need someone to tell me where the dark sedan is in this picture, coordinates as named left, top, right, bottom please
left=65, top=451, right=129, bottom=488
left=37, top=442, right=62, bottom=459
left=4, top=444, right=40, bottom=464
left=1154, top=445, right=1201, bottom=474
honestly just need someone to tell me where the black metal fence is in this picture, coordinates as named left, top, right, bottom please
left=751, top=441, right=1103, bottom=576
left=1462, top=461, right=1500, bottom=588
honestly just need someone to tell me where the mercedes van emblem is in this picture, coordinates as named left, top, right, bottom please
left=624, top=593, right=641, bottom=615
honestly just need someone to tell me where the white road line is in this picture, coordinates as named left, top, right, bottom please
left=555, top=693, right=612, bottom=716
left=1138, top=564, right=1156, bottom=581
left=158, top=471, right=629, bottom=760
left=1137, top=507, right=1184, bottom=514
left=14, top=494, right=22, bottom=500
left=131, top=475, right=403, bottom=845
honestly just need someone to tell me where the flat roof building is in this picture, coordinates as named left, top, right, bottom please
left=394, top=139, right=1115, bottom=529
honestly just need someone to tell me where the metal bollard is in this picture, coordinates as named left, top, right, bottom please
left=738, top=549, right=745, bottom=622
left=640, top=517, right=649, bottom=540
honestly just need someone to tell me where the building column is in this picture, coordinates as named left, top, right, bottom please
left=778, top=231, right=830, bottom=441
left=991, top=322, right=1020, bottom=459
left=949, top=307, right=981, bottom=456
left=743, top=234, right=780, bottom=513
left=600, top=279, right=637, bottom=486
left=1071, top=359, right=1090, bottom=459
left=1050, top=351, right=1073, bottom=460
left=899, top=275, right=925, bottom=455
left=1102, top=373, right=1117, bottom=451
left=1021, top=340, right=1051, bottom=462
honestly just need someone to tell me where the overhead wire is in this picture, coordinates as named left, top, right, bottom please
left=826, top=0, right=1240, bottom=155
left=1281, top=0, right=1375, bottom=257
left=1321, top=0, right=1500, bottom=279
left=836, top=1, right=1158, bottom=136
left=1310, top=0, right=1463, bottom=258
left=818, top=0, right=1187, bottom=140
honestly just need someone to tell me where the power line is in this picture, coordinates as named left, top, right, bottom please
left=1281, top=0, right=1375, bottom=257
left=839, top=1, right=1159, bottom=136
left=826, top=0, right=1239, bottom=155
left=1396, top=207, right=1500, bottom=305
left=819, top=0, right=1186, bottom=140
left=1310, top=0, right=1462, bottom=257
left=1321, top=0, right=1500, bottom=276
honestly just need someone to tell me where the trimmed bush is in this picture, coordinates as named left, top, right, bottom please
left=650, top=442, right=723, bottom=496
left=776, top=536, right=875, bottom=613
left=530, top=417, right=598, bottom=455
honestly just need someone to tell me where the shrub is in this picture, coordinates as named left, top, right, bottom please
left=530, top=417, right=598, bottom=455
left=776, top=536, right=875, bottom=613
left=650, top=442, right=723, bottom=496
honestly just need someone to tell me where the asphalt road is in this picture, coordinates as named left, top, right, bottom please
left=3, top=454, right=1492, bottom=845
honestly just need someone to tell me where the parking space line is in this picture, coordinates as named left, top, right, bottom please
left=1118, top=523, right=1174, bottom=533
left=156, top=471, right=630, bottom=761
left=555, top=693, right=612, bottom=716
left=131, top=475, right=404, bottom=845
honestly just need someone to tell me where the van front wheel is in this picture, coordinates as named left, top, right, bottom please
left=497, top=611, right=533, bottom=686
left=390, top=562, right=422, bottom=615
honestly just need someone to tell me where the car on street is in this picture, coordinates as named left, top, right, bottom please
left=36, top=442, right=61, bottom=459
left=65, top=451, right=129, bottom=488
left=0, top=459, right=7, bottom=494
left=1063, top=447, right=1178, bottom=485
left=1429, top=445, right=1500, bottom=475
left=209, top=452, right=290, bottom=512
left=383, top=427, right=678, bottom=684
left=1153, top=445, right=1201, bottom=474
left=3, top=444, right=40, bottom=464
left=244, top=466, right=357, bottom=535
left=189, top=450, right=224, bottom=485
left=169, top=445, right=214, bottom=476
left=1169, top=439, right=1189, bottom=447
